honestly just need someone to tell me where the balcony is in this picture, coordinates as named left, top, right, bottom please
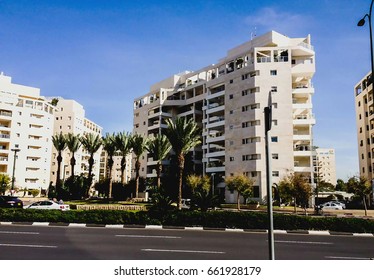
left=206, top=90, right=225, bottom=100
left=205, top=150, right=225, bottom=158
left=206, top=166, right=225, bottom=173
left=293, top=114, right=316, bottom=125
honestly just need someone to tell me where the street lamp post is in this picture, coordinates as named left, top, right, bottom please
left=358, top=0, right=374, bottom=82
left=10, top=148, right=20, bottom=196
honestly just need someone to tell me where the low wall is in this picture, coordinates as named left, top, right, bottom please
left=75, top=205, right=146, bottom=211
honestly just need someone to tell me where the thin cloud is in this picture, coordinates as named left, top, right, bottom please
left=244, top=7, right=313, bottom=36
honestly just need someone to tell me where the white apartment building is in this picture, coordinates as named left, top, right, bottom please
left=100, top=151, right=132, bottom=184
left=314, top=148, right=337, bottom=185
left=0, top=73, right=54, bottom=195
left=355, top=72, right=374, bottom=180
left=133, top=31, right=316, bottom=201
left=50, top=98, right=102, bottom=185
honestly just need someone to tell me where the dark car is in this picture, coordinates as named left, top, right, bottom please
left=0, top=196, right=23, bottom=208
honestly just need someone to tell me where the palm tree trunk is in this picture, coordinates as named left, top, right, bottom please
left=120, top=157, right=126, bottom=185
left=70, top=155, right=76, bottom=178
left=56, top=153, right=62, bottom=197
left=108, top=159, right=114, bottom=198
left=135, top=159, right=140, bottom=198
left=156, top=162, right=162, bottom=189
left=177, top=154, right=184, bottom=210
left=86, top=155, right=94, bottom=197
left=363, top=195, right=368, bottom=216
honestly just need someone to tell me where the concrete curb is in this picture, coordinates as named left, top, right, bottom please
left=1, top=221, right=373, bottom=237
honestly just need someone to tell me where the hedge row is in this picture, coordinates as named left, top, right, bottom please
left=0, top=209, right=373, bottom=233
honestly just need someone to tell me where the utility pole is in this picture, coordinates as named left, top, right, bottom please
left=264, top=92, right=275, bottom=260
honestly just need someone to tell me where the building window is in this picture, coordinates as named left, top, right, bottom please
left=230, top=79, right=233, bottom=84
left=230, top=157, right=235, bottom=161
left=242, top=105, right=249, bottom=112
left=272, top=103, right=278, bottom=109
left=230, top=110, right=234, bottom=114
left=272, top=120, right=278, bottom=126
left=271, top=136, right=278, bottom=142
left=358, top=101, right=361, bottom=107
left=242, top=154, right=261, bottom=161
left=253, top=186, right=260, bottom=198
left=272, top=153, right=279, bottom=159
left=271, top=86, right=278, bottom=92
left=229, top=94, right=233, bottom=99
left=242, top=74, right=249, bottom=80
left=242, top=90, right=249, bottom=96
left=272, top=171, right=279, bottom=177
left=360, top=127, right=363, bottom=133
left=270, top=70, right=277, bottom=76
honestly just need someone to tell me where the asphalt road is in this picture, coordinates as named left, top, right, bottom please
left=0, top=224, right=373, bottom=260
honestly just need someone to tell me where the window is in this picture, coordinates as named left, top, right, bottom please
left=272, top=153, right=279, bottom=159
left=272, top=120, right=278, bottom=126
left=271, top=86, right=277, bottom=92
left=229, top=94, right=233, bottom=99
left=271, top=136, right=278, bottom=142
left=242, top=154, right=261, bottom=161
left=230, top=110, right=234, bottom=114
left=360, top=127, right=363, bottom=133
left=272, top=171, right=279, bottom=177
left=230, top=79, right=233, bottom=84
left=242, top=90, right=249, bottom=96
left=358, top=101, right=361, bottom=107
left=242, top=74, right=249, bottom=80
left=270, top=70, right=277, bottom=76
left=272, top=103, right=278, bottom=109
left=242, top=105, right=249, bottom=112
left=230, top=157, right=235, bottom=161
left=250, top=103, right=260, bottom=109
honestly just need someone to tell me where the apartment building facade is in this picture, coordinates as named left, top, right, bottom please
left=133, top=31, right=316, bottom=201
left=313, top=148, right=337, bottom=185
left=99, top=151, right=132, bottom=184
left=0, top=73, right=55, bottom=195
left=50, top=98, right=102, bottom=185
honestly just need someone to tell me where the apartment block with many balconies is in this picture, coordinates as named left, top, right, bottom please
left=49, top=98, right=102, bottom=186
left=133, top=31, right=316, bottom=202
left=0, top=72, right=55, bottom=195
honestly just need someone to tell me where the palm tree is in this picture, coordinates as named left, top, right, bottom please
left=146, top=134, right=171, bottom=189
left=130, top=134, right=149, bottom=198
left=115, top=132, right=132, bottom=184
left=102, top=133, right=117, bottom=198
left=52, top=132, right=67, bottom=197
left=80, top=133, right=102, bottom=197
left=65, top=133, right=81, bottom=179
left=164, top=117, right=201, bottom=210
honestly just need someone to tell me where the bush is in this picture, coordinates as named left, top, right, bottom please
left=0, top=209, right=373, bottom=233
left=29, top=189, right=40, bottom=198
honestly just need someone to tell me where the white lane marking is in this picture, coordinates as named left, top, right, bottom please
left=142, top=249, right=225, bottom=254
left=0, top=231, right=39, bottom=235
left=0, top=244, right=57, bottom=248
left=308, top=230, right=330, bottom=235
left=116, top=235, right=181, bottom=239
left=325, top=256, right=373, bottom=260
left=275, top=240, right=333, bottom=245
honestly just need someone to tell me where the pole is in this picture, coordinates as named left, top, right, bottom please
left=264, top=90, right=275, bottom=260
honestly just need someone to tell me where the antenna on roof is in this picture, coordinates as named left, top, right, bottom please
left=251, top=27, right=257, bottom=40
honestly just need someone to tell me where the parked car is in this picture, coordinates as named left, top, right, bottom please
left=328, top=200, right=346, bottom=209
left=320, top=202, right=343, bottom=210
left=24, top=200, right=70, bottom=211
left=0, top=195, right=23, bottom=208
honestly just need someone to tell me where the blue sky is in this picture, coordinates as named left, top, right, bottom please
left=0, top=0, right=371, bottom=180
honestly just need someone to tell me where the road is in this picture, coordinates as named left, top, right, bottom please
left=0, top=224, right=373, bottom=260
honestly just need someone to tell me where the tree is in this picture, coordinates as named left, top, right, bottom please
left=102, top=133, right=117, bottom=198
left=225, top=174, right=254, bottom=211
left=335, top=179, right=347, bottom=192
left=0, top=173, right=11, bottom=195
left=346, top=176, right=372, bottom=216
left=278, top=173, right=312, bottom=213
left=52, top=132, right=67, bottom=198
left=80, top=133, right=102, bottom=197
left=115, top=132, right=132, bottom=184
left=65, top=133, right=81, bottom=179
left=186, top=174, right=218, bottom=211
left=146, top=134, right=171, bottom=189
left=130, top=134, right=149, bottom=198
left=164, top=117, right=201, bottom=210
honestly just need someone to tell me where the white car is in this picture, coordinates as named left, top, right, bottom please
left=326, top=200, right=346, bottom=209
left=24, top=200, right=70, bottom=211
left=320, top=202, right=343, bottom=210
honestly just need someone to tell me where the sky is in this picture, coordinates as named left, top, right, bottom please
left=0, top=0, right=371, bottom=180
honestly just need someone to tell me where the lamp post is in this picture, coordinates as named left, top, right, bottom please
left=358, top=0, right=374, bottom=82
left=10, top=148, right=20, bottom=196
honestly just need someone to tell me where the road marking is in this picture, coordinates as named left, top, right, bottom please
left=275, top=240, right=333, bottom=245
left=0, top=243, right=57, bottom=248
left=142, top=249, right=225, bottom=254
left=0, top=231, right=39, bottom=235
left=116, top=235, right=181, bottom=239
left=325, top=256, right=373, bottom=260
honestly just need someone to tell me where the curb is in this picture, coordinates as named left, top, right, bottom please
left=1, top=221, right=373, bottom=237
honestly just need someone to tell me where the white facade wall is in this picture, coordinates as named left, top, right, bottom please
left=50, top=98, right=102, bottom=185
left=133, top=31, right=316, bottom=201
left=0, top=73, right=54, bottom=195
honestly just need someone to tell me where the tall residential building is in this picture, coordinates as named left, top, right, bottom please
left=0, top=73, right=55, bottom=195
left=100, top=151, right=132, bottom=184
left=133, top=31, right=316, bottom=201
left=355, top=72, right=374, bottom=180
left=50, top=98, right=102, bottom=185
left=313, top=148, right=337, bottom=185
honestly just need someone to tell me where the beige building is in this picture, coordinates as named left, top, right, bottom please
left=100, top=151, right=132, bottom=184
left=50, top=98, right=102, bottom=185
left=0, top=73, right=55, bottom=195
left=314, top=148, right=337, bottom=185
left=133, top=31, right=316, bottom=201
left=355, top=73, right=374, bottom=180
